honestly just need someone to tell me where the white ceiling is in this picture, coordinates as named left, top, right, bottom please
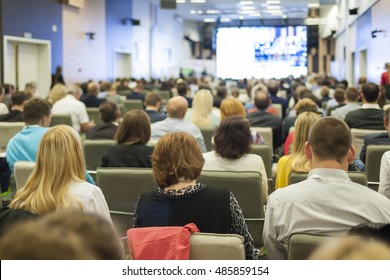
left=163, top=0, right=336, bottom=22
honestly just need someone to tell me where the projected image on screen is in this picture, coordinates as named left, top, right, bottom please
left=216, top=26, right=307, bottom=79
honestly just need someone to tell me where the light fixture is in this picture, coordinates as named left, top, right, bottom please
left=176, top=0, right=186, bottom=3
left=239, top=1, right=254, bottom=5
left=203, top=18, right=216, bottom=22
left=85, top=32, right=96, bottom=40
left=371, top=29, right=384, bottom=38
left=191, top=0, right=206, bottom=3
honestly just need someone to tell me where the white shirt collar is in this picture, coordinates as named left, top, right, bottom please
left=362, top=103, right=380, bottom=109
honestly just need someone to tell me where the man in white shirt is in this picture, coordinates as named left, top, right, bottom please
left=263, top=117, right=390, bottom=259
left=332, top=87, right=361, bottom=120
left=151, top=96, right=206, bottom=152
left=52, top=85, right=94, bottom=133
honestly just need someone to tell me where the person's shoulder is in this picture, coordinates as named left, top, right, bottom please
left=69, top=181, right=100, bottom=197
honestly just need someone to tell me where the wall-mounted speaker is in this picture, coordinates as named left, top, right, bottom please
left=349, top=8, right=359, bottom=15
left=160, top=0, right=176, bottom=9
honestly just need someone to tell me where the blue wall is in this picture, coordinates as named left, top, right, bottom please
left=105, top=0, right=133, bottom=81
left=1, top=0, right=63, bottom=74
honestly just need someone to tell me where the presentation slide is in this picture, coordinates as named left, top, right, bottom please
left=216, top=26, right=307, bottom=79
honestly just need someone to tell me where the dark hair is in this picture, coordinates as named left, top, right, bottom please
left=11, top=91, right=28, bottom=106
left=267, top=81, right=279, bottom=96
left=362, top=82, right=380, bottom=102
left=214, top=115, right=251, bottom=160
left=308, top=117, right=351, bottom=163
left=23, top=98, right=51, bottom=125
left=216, top=86, right=227, bottom=99
left=115, top=110, right=151, bottom=145
left=346, top=87, right=359, bottom=102
left=99, top=101, right=118, bottom=123
left=177, top=82, right=188, bottom=96
left=334, top=88, right=346, bottom=103
left=144, top=91, right=161, bottom=106
left=254, top=91, right=270, bottom=110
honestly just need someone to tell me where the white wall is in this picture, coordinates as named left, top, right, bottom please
left=62, top=0, right=107, bottom=84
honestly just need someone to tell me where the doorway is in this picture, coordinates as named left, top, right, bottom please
left=359, top=49, right=367, bottom=80
left=114, top=50, right=132, bottom=79
left=3, top=36, right=51, bottom=97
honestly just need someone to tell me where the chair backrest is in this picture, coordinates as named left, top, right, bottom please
left=96, top=168, right=154, bottom=236
left=14, top=161, right=35, bottom=190
left=366, top=145, right=390, bottom=189
left=200, top=127, right=215, bottom=152
left=250, top=127, right=273, bottom=153
left=0, top=122, right=25, bottom=149
left=83, top=140, right=116, bottom=170
left=289, top=171, right=368, bottom=186
left=189, top=233, right=245, bottom=260
left=158, top=90, right=171, bottom=101
left=86, top=108, right=103, bottom=126
left=50, top=114, right=73, bottom=127
left=118, top=89, right=131, bottom=96
left=351, top=128, right=386, bottom=157
left=198, top=170, right=264, bottom=247
left=123, top=100, right=143, bottom=112
left=250, top=144, right=272, bottom=179
left=273, top=103, right=283, bottom=118
left=288, top=233, right=331, bottom=260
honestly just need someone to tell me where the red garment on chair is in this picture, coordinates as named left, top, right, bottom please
left=127, top=223, right=200, bottom=260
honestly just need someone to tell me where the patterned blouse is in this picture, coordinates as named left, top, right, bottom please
left=134, top=183, right=257, bottom=260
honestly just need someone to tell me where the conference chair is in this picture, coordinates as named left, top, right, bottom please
left=14, top=161, right=35, bottom=190
left=158, top=90, right=171, bottom=101
left=96, top=168, right=154, bottom=237
left=250, top=127, right=273, bottom=154
left=289, top=171, right=368, bottom=186
left=273, top=103, right=283, bottom=118
left=83, top=140, right=116, bottom=170
left=118, top=89, right=131, bottom=96
left=86, top=108, right=103, bottom=126
left=50, top=114, right=73, bottom=127
left=0, top=122, right=25, bottom=149
left=365, top=145, right=390, bottom=191
left=198, top=170, right=265, bottom=248
left=287, top=233, right=331, bottom=260
left=251, top=144, right=273, bottom=193
left=123, top=99, right=143, bottom=112
left=200, top=127, right=215, bottom=152
left=351, top=128, right=386, bottom=157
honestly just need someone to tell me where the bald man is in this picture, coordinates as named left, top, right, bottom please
left=151, top=96, right=207, bottom=152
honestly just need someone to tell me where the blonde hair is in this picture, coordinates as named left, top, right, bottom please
left=220, top=97, right=246, bottom=120
left=289, top=111, right=321, bottom=172
left=191, top=89, right=213, bottom=128
left=48, top=84, right=67, bottom=105
left=10, top=125, right=86, bottom=214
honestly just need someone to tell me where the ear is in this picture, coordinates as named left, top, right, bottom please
left=384, top=117, right=388, bottom=130
left=347, top=145, right=356, bottom=163
left=304, top=141, right=312, bottom=161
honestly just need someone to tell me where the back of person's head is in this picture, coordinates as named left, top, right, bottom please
left=230, top=86, right=240, bottom=98
left=166, top=96, right=188, bottom=119
left=254, top=91, right=270, bottom=110
left=300, top=89, right=319, bottom=104
left=294, top=98, right=318, bottom=116
left=220, top=97, right=246, bottom=120
left=216, top=86, right=227, bottom=99
left=214, top=115, right=251, bottom=160
left=0, top=219, right=95, bottom=260
left=191, top=89, right=213, bottom=127
left=24, top=82, right=37, bottom=98
left=10, top=125, right=86, bottom=215
left=144, top=91, right=162, bottom=107
left=177, top=82, right=188, bottom=96
left=48, top=84, right=67, bottom=104
left=334, top=88, right=346, bottom=103
left=116, top=110, right=150, bottom=145
left=198, top=83, right=212, bottom=92
left=67, top=84, right=83, bottom=98
left=346, top=87, right=359, bottom=102
left=361, top=82, right=380, bottom=103
left=11, top=91, right=28, bottom=106
left=87, top=82, right=99, bottom=96
left=358, top=76, right=367, bottom=85
left=23, top=98, right=51, bottom=125
left=309, top=236, right=390, bottom=260
left=152, top=132, right=204, bottom=188
left=99, top=101, right=118, bottom=123
left=308, top=117, right=352, bottom=163
left=267, top=81, right=279, bottom=96
left=385, top=62, right=390, bottom=70
left=319, top=86, right=330, bottom=98
left=41, top=211, right=123, bottom=260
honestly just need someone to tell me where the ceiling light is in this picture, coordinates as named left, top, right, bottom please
left=239, top=16, right=244, bottom=20
left=197, top=10, right=203, bottom=14
left=206, top=10, right=220, bottom=14
left=308, top=3, right=320, bottom=8
left=203, top=18, right=216, bottom=22
left=220, top=17, right=231, bottom=22
left=266, top=0, right=280, bottom=4
left=190, top=10, right=196, bottom=14
left=191, top=0, right=206, bottom=3
left=176, top=0, right=186, bottom=3
left=239, top=1, right=254, bottom=5
left=267, top=6, right=282, bottom=10
left=282, top=14, right=287, bottom=19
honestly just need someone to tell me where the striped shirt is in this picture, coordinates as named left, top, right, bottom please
left=263, top=168, right=390, bottom=260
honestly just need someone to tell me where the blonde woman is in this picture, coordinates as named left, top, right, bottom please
left=275, top=111, right=321, bottom=189
left=48, top=84, right=67, bottom=105
left=185, top=89, right=220, bottom=128
left=10, top=125, right=111, bottom=220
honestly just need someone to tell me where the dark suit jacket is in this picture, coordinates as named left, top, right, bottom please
left=126, top=92, right=145, bottom=101
left=144, top=110, right=166, bottom=123
left=101, top=144, right=154, bottom=168
left=345, top=108, right=384, bottom=130
left=86, top=123, right=118, bottom=140
left=247, top=110, right=283, bottom=149
left=0, top=110, right=24, bottom=122
left=81, top=95, right=105, bottom=108
left=360, top=132, right=390, bottom=163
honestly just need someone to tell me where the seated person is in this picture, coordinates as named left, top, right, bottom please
left=134, top=131, right=256, bottom=259
left=144, top=91, right=166, bottom=123
left=81, top=82, right=105, bottom=108
left=101, top=110, right=154, bottom=167
left=185, top=89, right=220, bottom=128
left=86, top=101, right=120, bottom=140
left=9, top=125, right=110, bottom=220
left=202, top=115, right=268, bottom=202
left=0, top=91, right=28, bottom=122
